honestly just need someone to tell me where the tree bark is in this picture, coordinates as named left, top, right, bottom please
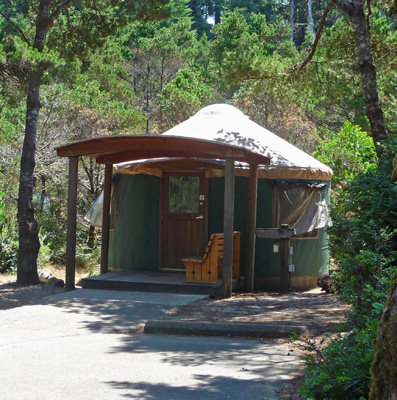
left=290, top=0, right=295, bottom=41
left=17, top=1, right=52, bottom=285
left=17, top=79, right=41, bottom=285
left=369, top=274, right=397, bottom=400
left=307, top=0, right=314, bottom=37
left=214, top=1, right=221, bottom=24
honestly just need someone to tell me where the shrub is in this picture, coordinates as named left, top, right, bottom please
left=299, top=315, right=380, bottom=400
left=0, top=198, right=18, bottom=273
left=0, top=220, right=18, bottom=273
left=301, top=138, right=397, bottom=399
left=329, top=153, right=397, bottom=328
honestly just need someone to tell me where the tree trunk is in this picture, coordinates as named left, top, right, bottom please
left=301, top=0, right=388, bottom=156
left=290, top=0, right=295, bottom=41
left=214, top=1, right=221, bottom=24
left=307, top=0, right=314, bottom=38
left=369, top=274, right=397, bottom=400
left=337, top=0, right=388, bottom=151
left=17, top=1, right=51, bottom=285
left=87, top=225, right=96, bottom=249
left=17, top=77, right=42, bottom=285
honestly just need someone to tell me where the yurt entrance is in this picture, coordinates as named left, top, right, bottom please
left=160, top=172, right=209, bottom=270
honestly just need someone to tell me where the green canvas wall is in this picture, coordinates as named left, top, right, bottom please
left=208, top=177, right=329, bottom=277
left=109, top=174, right=160, bottom=271
left=109, top=174, right=329, bottom=277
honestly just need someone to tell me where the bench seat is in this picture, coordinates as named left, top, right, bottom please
left=183, top=232, right=240, bottom=284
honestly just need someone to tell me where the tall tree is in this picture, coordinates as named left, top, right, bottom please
left=299, top=0, right=389, bottom=153
left=0, top=0, right=169, bottom=285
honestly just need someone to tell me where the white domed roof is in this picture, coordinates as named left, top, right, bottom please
left=195, top=104, right=247, bottom=118
left=114, top=104, right=332, bottom=180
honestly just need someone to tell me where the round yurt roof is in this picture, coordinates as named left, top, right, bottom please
left=116, top=104, right=332, bottom=181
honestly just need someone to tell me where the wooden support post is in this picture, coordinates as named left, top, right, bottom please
left=223, top=155, right=235, bottom=298
left=100, top=163, right=112, bottom=275
left=245, top=162, right=258, bottom=293
left=65, top=156, right=78, bottom=290
left=279, top=224, right=291, bottom=293
left=255, top=225, right=295, bottom=293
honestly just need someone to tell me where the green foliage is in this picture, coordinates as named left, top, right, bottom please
left=314, top=122, right=377, bottom=184
left=36, top=199, right=67, bottom=266
left=211, top=10, right=296, bottom=88
left=329, top=152, right=397, bottom=326
left=158, top=68, right=213, bottom=129
left=302, top=141, right=397, bottom=399
left=316, top=135, right=397, bottom=327
left=224, top=0, right=283, bottom=21
left=67, top=79, right=145, bottom=133
left=0, top=195, right=18, bottom=273
left=299, top=314, right=380, bottom=400
left=0, top=96, right=25, bottom=143
left=295, top=7, right=396, bottom=136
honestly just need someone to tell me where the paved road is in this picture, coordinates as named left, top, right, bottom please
left=0, top=289, right=299, bottom=400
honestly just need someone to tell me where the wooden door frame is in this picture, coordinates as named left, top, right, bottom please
left=159, top=172, right=209, bottom=270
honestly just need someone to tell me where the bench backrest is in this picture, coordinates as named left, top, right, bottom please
left=203, top=232, right=240, bottom=264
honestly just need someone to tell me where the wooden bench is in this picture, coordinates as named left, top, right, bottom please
left=183, top=232, right=240, bottom=284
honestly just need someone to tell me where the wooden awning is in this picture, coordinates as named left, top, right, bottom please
left=56, top=135, right=271, bottom=165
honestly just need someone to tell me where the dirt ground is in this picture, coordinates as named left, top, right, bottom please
left=0, top=272, right=66, bottom=310
left=161, top=288, right=350, bottom=338
left=0, top=271, right=350, bottom=400
left=0, top=265, right=89, bottom=310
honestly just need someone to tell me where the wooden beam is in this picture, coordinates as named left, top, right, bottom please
left=56, top=135, right=270, bottom=165
left=256, top=227, right=295, bottom=239
left=222, top=155, right=235, bottom=298
left=95, top=149, right=266, bottom=165
left=58, top=136, right=245, bottom=159
left=244, top=162, right=258, bottom=293
left=65, top=156, right=78, bottom=290
left=100, top=164, right=112, bottom=275
left=96, top=149, right=232, bottom=164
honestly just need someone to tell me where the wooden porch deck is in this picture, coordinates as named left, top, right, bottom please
left=81, top=270, right=245, bottom=297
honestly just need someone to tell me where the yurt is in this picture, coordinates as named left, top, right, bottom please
left=57, top=104, right=332, bottom=291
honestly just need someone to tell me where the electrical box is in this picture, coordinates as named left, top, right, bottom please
left=288, top=264, right=295, bottom=273
left=273, top=243, right=279, bottom=253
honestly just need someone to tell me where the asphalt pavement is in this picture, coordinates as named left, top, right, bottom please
left=0, top=289, right=299, bottom=400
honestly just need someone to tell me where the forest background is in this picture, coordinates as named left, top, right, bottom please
left=0, top=0, right=396, bottom=399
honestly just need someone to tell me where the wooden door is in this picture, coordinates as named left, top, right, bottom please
left=161, top=172, right=208, bottom=269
